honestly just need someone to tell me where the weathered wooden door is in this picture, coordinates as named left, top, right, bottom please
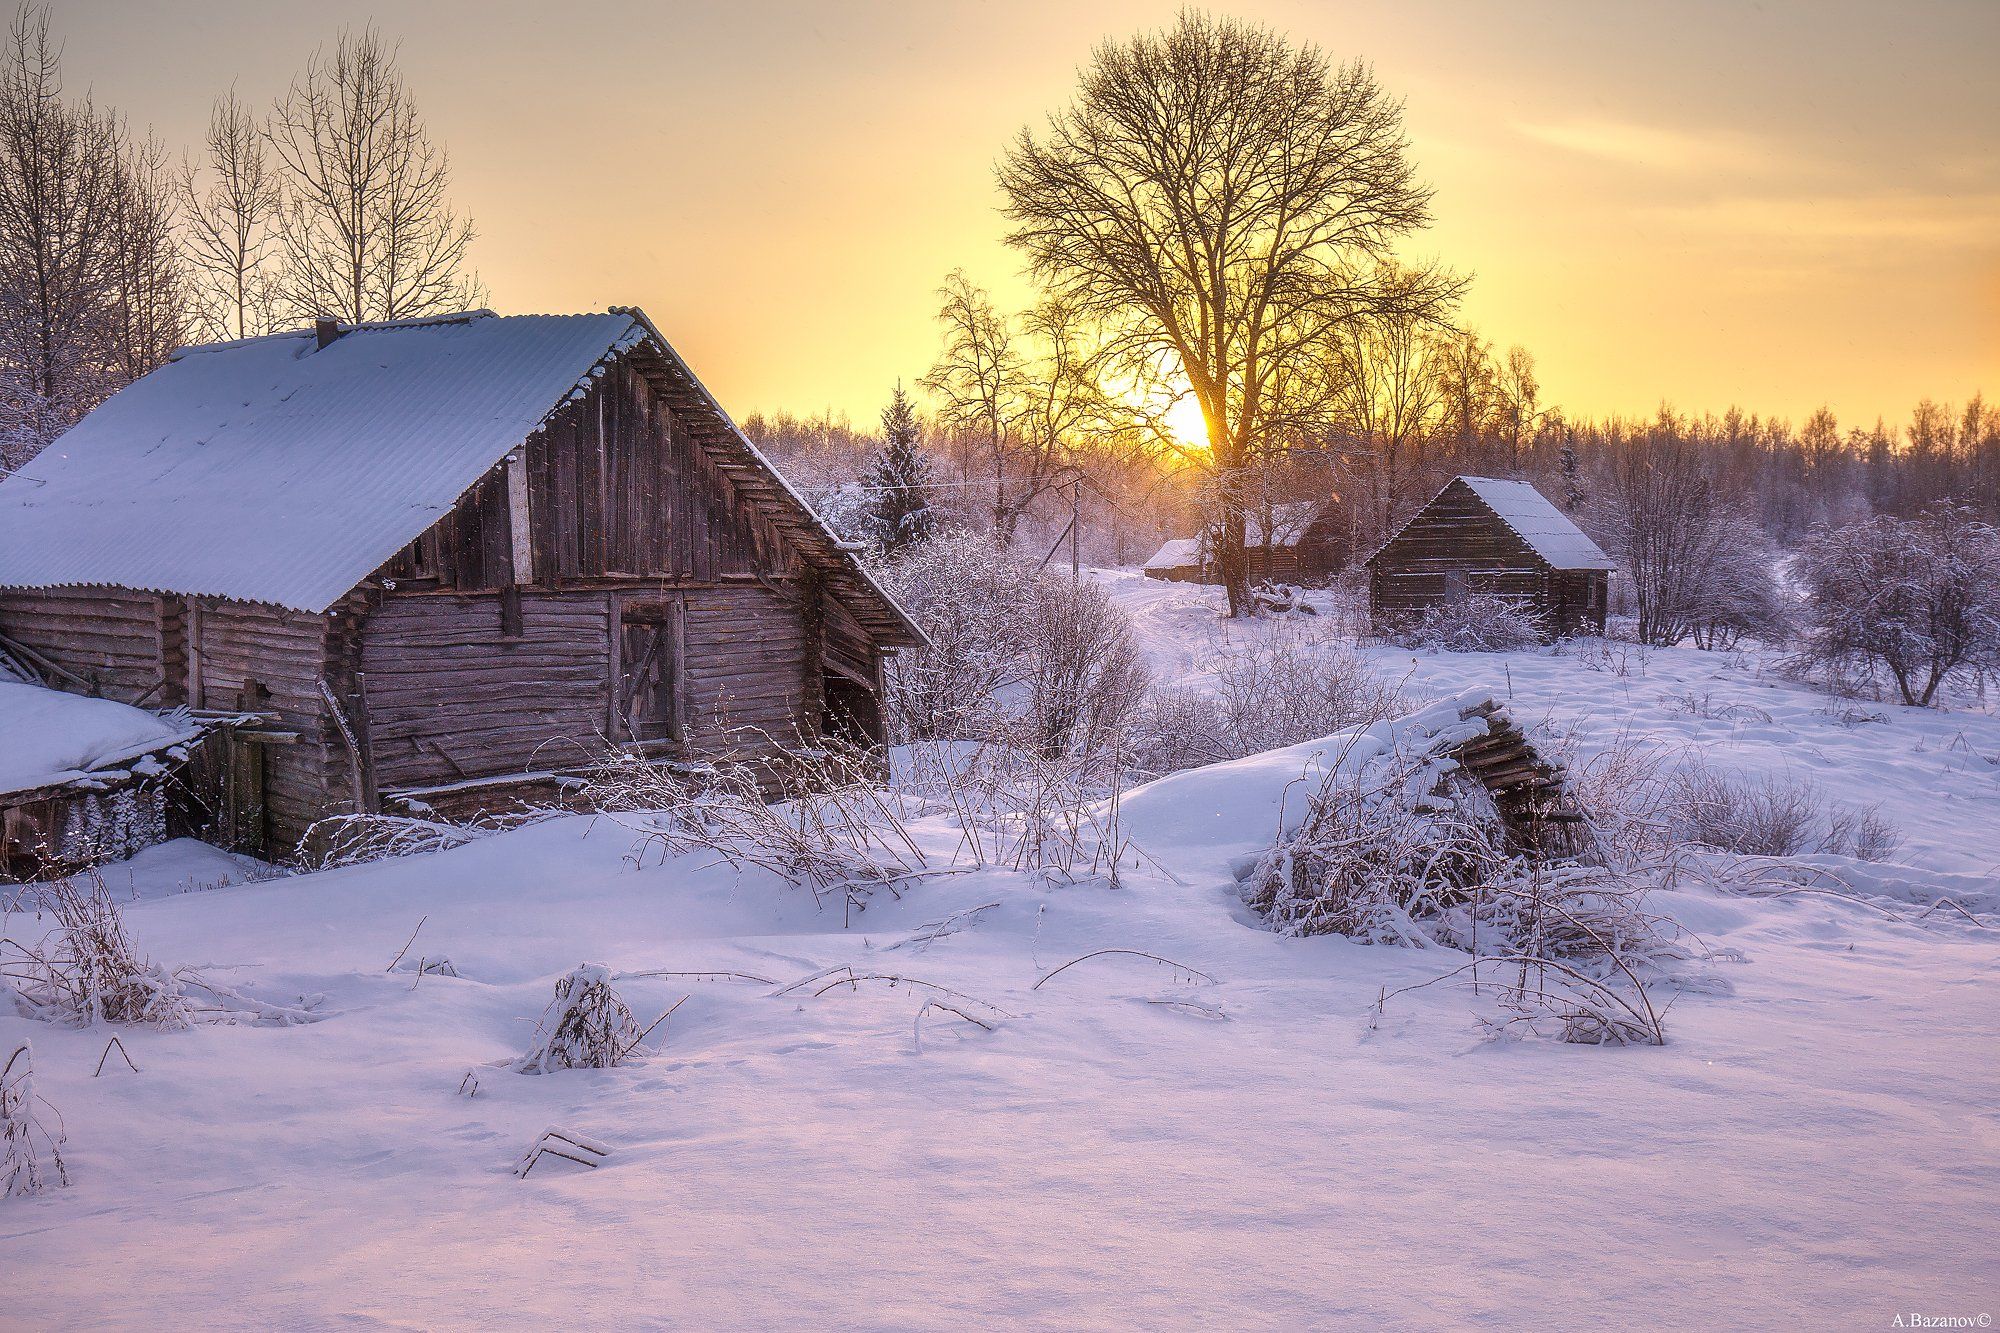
left=615, top=597, right=687, bottom=744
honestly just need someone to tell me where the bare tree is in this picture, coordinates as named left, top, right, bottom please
left=999, top=12, right=1457, bottom=613
left=106, top=134, right=191, bottom=383
left=1495, top=345, right=1545, bottom=475
left=1794, top=504, right=2000, bottom=706
left=0, top=4, right=125, bottom=469
left=921, top=273, right=1102, bottom=546
left=267, top=26, right=479, bottom=324
left=180, top=89, right=281, bottom=341
left=1592, top=415, right=1780, bottom=647
left=1329, top=295, right=1445, bottom=541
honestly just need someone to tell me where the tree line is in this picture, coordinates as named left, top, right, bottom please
left=0, top=7, right=478, bottom=471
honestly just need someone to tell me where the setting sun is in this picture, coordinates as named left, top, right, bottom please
left=1163, top=394, right=1210, bottom=451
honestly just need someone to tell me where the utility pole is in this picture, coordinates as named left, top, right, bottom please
left=1069, top=477, right=1081, bottom=582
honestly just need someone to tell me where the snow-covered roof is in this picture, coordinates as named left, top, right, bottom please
left=0, top=680, right=193, bottom=798
left=1246, top=501, right=1321, bottom=548
left=1144, top=538, right=1202, bottom=570
left=0, top=309, right=923, bottom=643
left=1455, top=477, right=1613, bottom=571
left=1364, top=476, right=1612, bottom=572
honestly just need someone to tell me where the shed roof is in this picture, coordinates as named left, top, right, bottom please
left=1144, top=538, right=1202, bottom=571
left=1455, top=477, right=1613, bottom=570
left=1365, top=476, right=1614, bottom=572
left=0, top=309, right=921, bottom=644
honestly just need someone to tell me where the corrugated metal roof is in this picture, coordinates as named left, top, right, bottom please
left=1455, top=476, right=1615, bottom=571
left=0, top=311, right=924, bottom=644
left=0, top=311, right=639, bottom=611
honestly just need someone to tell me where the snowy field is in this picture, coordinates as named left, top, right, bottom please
left=4, top=572, right=1998, bottom=1329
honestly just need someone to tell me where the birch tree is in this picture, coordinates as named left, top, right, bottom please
left=0, top=4, right=124, bottom=468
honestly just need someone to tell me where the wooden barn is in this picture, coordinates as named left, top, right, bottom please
left=1142, top=501, right=1344, bottom=586
left=0, top=309, right=923, bottom=860
left=1364, top=476, right=1612, bottom=639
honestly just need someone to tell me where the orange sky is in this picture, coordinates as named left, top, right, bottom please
left=63, top=0, right=2000, bottom=432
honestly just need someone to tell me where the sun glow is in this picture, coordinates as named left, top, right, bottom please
left=1162, top=394, right=1210, bottom=451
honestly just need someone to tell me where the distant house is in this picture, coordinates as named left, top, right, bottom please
left=1142, top=500, right=1345, bottom=586
left=1364, top=476, right=1613, bottom=639
left=1141, top=538, right=1205, bottom=583
left=0, top=309, right=924, bottom=859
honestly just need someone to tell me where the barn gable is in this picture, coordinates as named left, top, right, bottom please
left=1364, top=476, right=1611, bottom=640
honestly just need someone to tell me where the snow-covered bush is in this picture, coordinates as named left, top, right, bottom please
left=1790, top=504, right=2000, bottom=706
left=1667, top=762, right=1901, bottom=861
left=1405, top=594, right=1541, bottom=652
left=877, top=531, right=1038, bottom=742
left=1126, top=631, right=1402, bottom=775
left=2, top=1042, right=67, bottom=1198
left=1020, top=575, right=1148, bottom=761
left=878, top=529, right=1147, bottom=761
left=512, top=965, right=641, bottom=1074
left=1, top=873, right=193, bottom=1028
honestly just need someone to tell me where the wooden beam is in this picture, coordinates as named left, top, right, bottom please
left=506, top=446, right=535, bottom=586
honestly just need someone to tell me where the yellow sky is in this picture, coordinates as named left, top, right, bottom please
left=64, top=0, right=2000, bottom=431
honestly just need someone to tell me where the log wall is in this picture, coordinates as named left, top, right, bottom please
left=188, top=599, right=330, bottom=852
left=357, top=590, right=614, bottom=790
left=0, top=588, right=170, bottom=704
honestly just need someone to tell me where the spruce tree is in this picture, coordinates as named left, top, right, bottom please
left=1559, top=437, right=1585, bottom=513
left=867, top=383, right=936, bottom=553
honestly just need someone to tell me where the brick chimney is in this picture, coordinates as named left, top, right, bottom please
left=315, top=318, right=341, bottom=350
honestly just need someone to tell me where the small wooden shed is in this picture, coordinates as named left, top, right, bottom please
left=0, top=309, right=924, bottom=858
left=1364, top=476, right=1612, bottom=640
left=1142, top=501, right=1345, bottom=586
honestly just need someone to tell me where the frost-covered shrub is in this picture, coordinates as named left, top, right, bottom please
left=878, top=530, right=1147, bottom=760
left=1667, top=763, right=1901, bottom=861
left=1020, top=576, right=1149, bottom=761
left=1126, top=632, right=1401, bottom=775
left=877, top=531, right=1040, bottom=742
left=2, top=1042, right=67, bottom=1198
left=0, top=874, right=193, bottom=1028
left=512, top=965, right=642, bottom=1074
left=1791, top=504, right=2000, bottom=706
left=1405, top=594, right=1542, bottom=652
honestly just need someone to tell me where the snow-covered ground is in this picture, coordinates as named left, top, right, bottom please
left=4, top=573, right=1997, bottom=1328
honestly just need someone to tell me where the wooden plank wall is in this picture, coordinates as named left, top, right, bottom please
left=358, top=591, right=614, bottom=789
left=0, top=588, right=168, bottom=703
left=1369, top=481, right=1552, bottom=625
left=682, top=585, right=809, bottom=754
left=189, top=600, right=330, bottom=852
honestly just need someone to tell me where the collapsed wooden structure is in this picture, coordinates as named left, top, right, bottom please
left=1364, top=476, right=1613, bottom=640
left=1451, top=697, right=1588, bottom=859
left=0, top=309, right=923, bottom=860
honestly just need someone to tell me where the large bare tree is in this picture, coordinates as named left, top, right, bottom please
left=998, top=12, right=1455, bottom=613
left=180, top=89, right=281, bottom=341
left=267, top=26, right=479, bottom=324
